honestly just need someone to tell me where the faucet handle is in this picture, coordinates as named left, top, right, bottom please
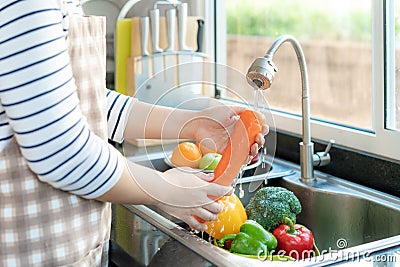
left=313, top=139, right=335, bottom=167
left=322, top=139, right=335, bottom=156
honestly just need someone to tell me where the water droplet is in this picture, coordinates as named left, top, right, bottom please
left=237, top=166, right=246, bottom=199
left=262, top=146, right=267, bottom=168
left=239, top=185, right=244, bottom=198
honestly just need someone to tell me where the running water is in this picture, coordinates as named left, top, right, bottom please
left=254, top=89, right=262, bottom=112
left=253, top=88, right=268, bottom=188
left=237, top=166, right=245, bottom=198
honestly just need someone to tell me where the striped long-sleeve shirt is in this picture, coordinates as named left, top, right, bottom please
left=0, top=0, right=134, bottom=199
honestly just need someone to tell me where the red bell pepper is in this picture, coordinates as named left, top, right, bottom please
left=272, top=217, right=314, bottom=260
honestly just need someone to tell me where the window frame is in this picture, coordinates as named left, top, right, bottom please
left=386, top=0, right=397, bottom=130
left=215, top=0, right=400, bottom=161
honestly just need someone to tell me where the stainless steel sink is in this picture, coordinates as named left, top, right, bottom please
left=268, top=173, right=400, bottom=252
left=245, top=161, right=399, bottom=265
left=114, top=153, right=400, bottom=266
left=232, top=160, right=400, bottom=252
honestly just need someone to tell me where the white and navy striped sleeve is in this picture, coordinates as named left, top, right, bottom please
left=106, top=89, right=135, bottom=143
left=0, top=0, right=127, bottom=199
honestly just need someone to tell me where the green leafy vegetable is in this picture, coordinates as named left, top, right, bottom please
left=245, top=186, right=302, bottom=232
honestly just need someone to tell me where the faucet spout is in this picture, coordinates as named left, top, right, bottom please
left=246, top=35, right=315, bottom=182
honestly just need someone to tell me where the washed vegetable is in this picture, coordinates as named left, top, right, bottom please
left=199, top=153, right=222, bottom=170
left=217, top=220, right=277, bottom=256
left=205, top=193, right=247, bottom=240
left=245, top=186, right=302, bottom=232
left=272, top=217, right=314, bottom=260
left=171, top=142, right=202, bottom=168
left=211, top=109, right=263, bottom=186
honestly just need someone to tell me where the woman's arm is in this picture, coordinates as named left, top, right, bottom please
left=122, top=100, right=267, bottom=154
left=122, top=100, right=196, bottom=141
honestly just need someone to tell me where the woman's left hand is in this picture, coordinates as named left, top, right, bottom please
left=184, top=105, right=269, bottom=159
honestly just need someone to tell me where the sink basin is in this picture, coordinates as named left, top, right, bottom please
left=117, top=153, right=400, bottom=266
left=253, top=173, right=400, bottom=252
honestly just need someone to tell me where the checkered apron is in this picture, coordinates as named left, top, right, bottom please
left=0, top=15, right=111, bottom=266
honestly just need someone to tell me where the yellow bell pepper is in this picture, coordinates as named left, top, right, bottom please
left=205, top=193, right=247, bottom=240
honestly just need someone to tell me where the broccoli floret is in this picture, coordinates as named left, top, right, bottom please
left=245, top=186, right=302, bottom=232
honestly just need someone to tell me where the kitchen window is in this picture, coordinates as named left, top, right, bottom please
left=215, top=0, right=400, bottom=161
left=391, top=0, right=400, bottom=132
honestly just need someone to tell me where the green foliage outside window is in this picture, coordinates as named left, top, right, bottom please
left=226, top=0, right=373, bottom=42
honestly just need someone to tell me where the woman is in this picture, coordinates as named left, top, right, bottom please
left=0, top=0, right=267, bottom=266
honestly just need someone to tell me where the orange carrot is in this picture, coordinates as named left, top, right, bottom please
left=211, top=109, right=262, bottom=186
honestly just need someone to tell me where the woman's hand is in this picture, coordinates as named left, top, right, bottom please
left=183, top=105, right=269, bottom=159
left=155, top=167, right=231, bottom=231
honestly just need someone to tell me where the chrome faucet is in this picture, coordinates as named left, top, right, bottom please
left=246, top=34, right=333, bottom=183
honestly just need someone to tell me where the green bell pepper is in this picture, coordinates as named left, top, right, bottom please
left=217, top=220, right=278, bottom=256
